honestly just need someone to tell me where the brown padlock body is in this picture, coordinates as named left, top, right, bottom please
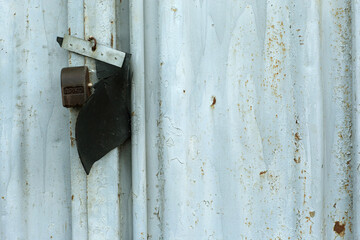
left=61, top=66, right=90, bottom=108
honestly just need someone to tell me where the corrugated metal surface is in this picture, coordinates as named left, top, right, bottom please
left=0, top=0, right=71, bottom=239
left=67, top=0, right=133, bottom=240
left=1, top=0, right=360, bottom=239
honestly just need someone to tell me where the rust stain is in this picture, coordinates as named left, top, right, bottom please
left=111, top=33, right=114, bottom=48
left=68, top=27, right=71, bottom=35
left=263, top=20, right=287, bottom=98
left=70, top=130, right=75, bottom=146
left=334, top=221, right=346, bottom=237
left=183, top=90, right=186, bottom=93
left=88, top=36, right=97, bottom=51
left=160, top=62, right=164, bottom=66
left=309, top=211, right=315, bottom=218
left=201, top=166, right=204, bottom=176
left=71, top=195, right=74, bottom=201
left=259, top=170, right=268, bottom=176
left=210, top=96, right=216, bottom=109
left=295, top=132, right=301, bottom=141
left=171, top=7, right=177, bottom=12
left=153, top=208, right=160, bottom=221
left=70, top=137, right=75, bottom=147
left=1, top=197, right=4, bottom=200
left=131, top=111, right=135, bottom=116
left=294, top=157, right=301, bottom=164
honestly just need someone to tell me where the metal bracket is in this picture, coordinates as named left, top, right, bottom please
left=57, top=34, right=126, bottom=67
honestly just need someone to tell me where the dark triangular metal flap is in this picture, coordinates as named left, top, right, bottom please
left=75, top=57, right=131, bottom=174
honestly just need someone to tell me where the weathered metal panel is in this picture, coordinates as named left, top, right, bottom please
left=131, top=0, right=359, bottom=239
left=0, top=0, right=71, bottom=239
left=1, top=0, right=360, bottom=239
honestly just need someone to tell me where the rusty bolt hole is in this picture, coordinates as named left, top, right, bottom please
left=88, top=36, right=97, bottom=51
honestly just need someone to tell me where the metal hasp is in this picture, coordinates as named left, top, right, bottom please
left=61, top=66, right=90, bottom=108
left=57, top=35, right=126, bottom=67
left=57, top=36, right=131, bottom=174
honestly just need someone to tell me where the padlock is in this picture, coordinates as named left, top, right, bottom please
left=61, top=66, right=90, bottom=108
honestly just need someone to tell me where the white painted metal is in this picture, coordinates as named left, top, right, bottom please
left=67, top=0, right=88, bottom=239
left=352, top=1, right=360, bottom=239
left=1, top=0, right=360, bottom=240
left=0, top=0, right=71, bottom=239
left=129, top=0, right=147, bottom=239
left=61, top=34, right=126, bottom=67
left=322, top=1, right=353, bottom=239
left=135, top=1, right=358, bottom=239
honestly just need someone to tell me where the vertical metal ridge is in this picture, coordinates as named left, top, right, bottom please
left=351, top=0, right=360, bottom=238
left=130, top=0, right=148, bottom=239
left=68, top=0, right=88, bottom=239
left=82, top=0, right=122, bottom=239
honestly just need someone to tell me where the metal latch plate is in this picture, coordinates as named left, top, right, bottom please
left=61, top=34, right=126, bottom=67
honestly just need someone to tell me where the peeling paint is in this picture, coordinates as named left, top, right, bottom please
left=210, top=96, right=216, bottom=109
